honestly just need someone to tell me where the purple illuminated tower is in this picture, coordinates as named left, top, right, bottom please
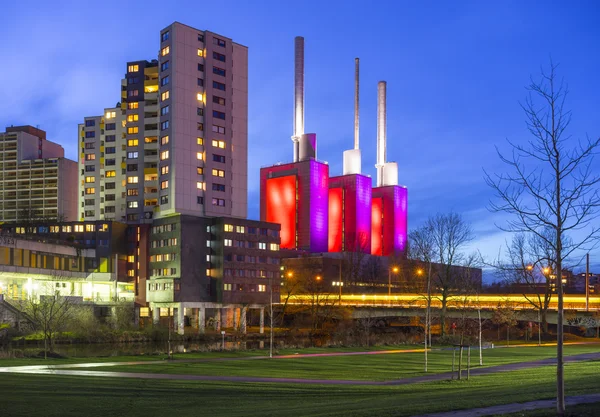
left=328, top=58, right=372, bottom=253
left=371, top=81, right=408, bottom=256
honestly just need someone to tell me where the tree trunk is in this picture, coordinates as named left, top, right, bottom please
left=440, top=298, right=447, bottom=336
left=506, top=326, right=510, bottom=346
left=478, top=308, right=483, bottom=366
left=458, top=346, right=463, bottom=380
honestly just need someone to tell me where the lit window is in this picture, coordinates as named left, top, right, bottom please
left=127, top=127, right=139, bottom=134
left=269, top=243, right=279, bottom=251
left=224, top=284, right=232, bottom=291
left=224, top=224, right=234, bottom=232
left=197, top=182, right=205, bottom=190
left=74, top=225, right=84, bottom=232
left=128, top=65, right=139, bottom=72
left=160, top=136, right=169, bottom=145
left=85, top=154, right=96, bottom=161
left=161, top=180, right=169, bottom=189
left=105, top=111, right=117, bottom=119
left=85, top=188, right=95, bottom=195
left=127, top=139, right=139, bottom=147
left=224, top=239, right=232, bottom=246
left=258, top=285, right=266, bottom=292
left=161, top=91, right=170, bottom=101
left=161, top=46, right=170, bottom=56
left=128, top=201, right=139, bottom=208
left=197, top=93, right=203, bottom=102
left=197, top=167, right=204, bottom=175
left=236, top=226, right=245, bottom=233
left=106, top=170, right=116, bottom=177
left=128, top=103, right=139, bottom=110
left=127, top=176, right=139, bottom=184
left=197, top=137, right=203, bottom=145
left=212, top=140, right=226, bottom=148
left=85, top=224, right=95, bottom=232
left=160, top=150, right=169, bottom=160
left=161, top=166, right=169, bottom=175
left=212, top=169, right=225, bottom=177
left=197, top=48, right=204, bottom=57
left=85, top=176, right=95, bottom=183
left=197, top=152, right=203, bottom=160
left=259, top=243, right=266, bottom=250
left=127, top=114, right=139, bottom=122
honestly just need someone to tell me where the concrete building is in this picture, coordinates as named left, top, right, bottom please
left=0, top=221, right=133, bottom=303
left=156, top=22, right=248, bottom=220
left=0, top=126, right=77, bottom=222
left=146, top=214, right=281, bottom=333
left=123, top=60, right=160, bottom=222
left=79, top=107, right=128, bottom=222
left=79, top=60, right=160, bottom=223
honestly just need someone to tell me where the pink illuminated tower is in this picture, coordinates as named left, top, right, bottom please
left=371, top=81, right=408, bottom=256
left=328, top=58, right=372, bottom=253
left=260, top=37, right=329, bottom=252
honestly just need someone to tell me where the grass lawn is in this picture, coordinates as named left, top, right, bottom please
left=0, top=344, right=429, bottom=367
left=85, top=344, right=600, bottom=381
left=0, top=360, right=599, bottom=417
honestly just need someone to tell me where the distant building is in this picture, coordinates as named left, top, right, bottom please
left=0, top=125, right=77, bottom=222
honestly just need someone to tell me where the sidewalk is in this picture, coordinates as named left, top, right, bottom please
left=414, top=393, right=600, bottom=417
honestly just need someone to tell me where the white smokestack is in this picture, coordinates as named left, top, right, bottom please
left=292, top=36, right=304, bottom=162
left=343, top=58, right=362, bottom=175
left=376, top=81, right=386, bottom=187
left=354, top=57, right=360, bottom=150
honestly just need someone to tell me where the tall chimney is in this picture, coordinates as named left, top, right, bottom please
left=292, top=36, right=305, bottom=162
left=376, top=81, right=386, bottom=187
left=354, top=58, right=360, bottom=150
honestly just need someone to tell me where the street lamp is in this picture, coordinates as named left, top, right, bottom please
left=388, top=266, right=399, bottom=297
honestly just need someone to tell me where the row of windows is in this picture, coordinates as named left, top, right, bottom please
left=150, top=268, right=177, bottom=277
left=152, top=223, right=176, bottom=234
left=224, top=254, right=277, bottom=264
left=224, top=226, right=279, bottom=237
left=13, top=224, right=109, bottom=234
left=151, top=238, right=178, bottom=248
left=149, top=253, right=177, bottom=262
left=223, top=240, right=279, bottom=251
left=223, top=269, right=276, bottom=278
left=223, top=284, right=267, bottom=292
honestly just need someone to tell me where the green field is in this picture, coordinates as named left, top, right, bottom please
left=0, top=361, right=599, bottom=417
left=1, top=344, right=600, bottom=416
left=74, top=344, right=600, bottom=381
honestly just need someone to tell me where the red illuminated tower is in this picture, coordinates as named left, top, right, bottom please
left=260, top=37, right=329, bottom=252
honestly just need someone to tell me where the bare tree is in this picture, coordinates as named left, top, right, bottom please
left=409, top=224, right=435, bottom=372
left=496, top=232, right=554, bottom=332
left=19, top=277, right=76, bottom=359
left=492, top=300, right=518, bottom=346
left=485, top=61, right=600, bottom=413
left=427, top=212, right=475, bottom=336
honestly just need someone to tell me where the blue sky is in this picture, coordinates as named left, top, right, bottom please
left=3, top=1, right=600, bottom=274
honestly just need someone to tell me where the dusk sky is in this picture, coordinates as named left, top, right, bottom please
left=3, top=1, right=600, bottom=275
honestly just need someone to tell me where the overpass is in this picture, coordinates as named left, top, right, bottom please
left=286, top=293, right=600, bottom=326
